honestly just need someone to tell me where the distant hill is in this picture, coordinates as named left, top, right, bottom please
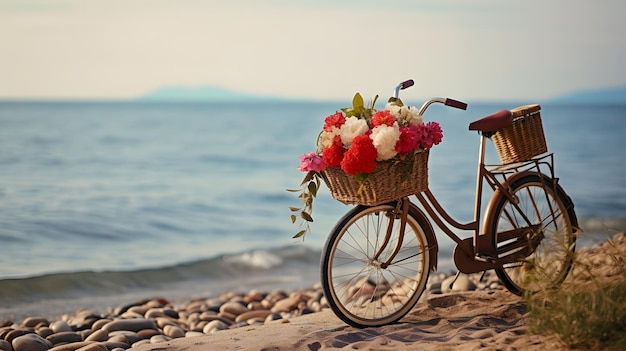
left=550, top=86, right=626, bottom=105
left=138, top=86, right=289, bottom=102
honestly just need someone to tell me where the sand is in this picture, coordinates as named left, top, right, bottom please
left=133, top=289, right=563, bottom=351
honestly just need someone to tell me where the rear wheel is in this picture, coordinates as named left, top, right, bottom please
left=320, top=202, right=431, bottom=327
left=488, top=174, right=576, bottom=295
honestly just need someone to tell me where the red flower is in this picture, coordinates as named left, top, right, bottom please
left=371, top=110, right=396, bottom=127
left=341, top=135, right=377, bottom=175
left=322, top=135, right=345, bottom=168
left=323, top=112, right=346, bottom=132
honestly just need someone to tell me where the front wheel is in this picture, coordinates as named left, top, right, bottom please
left=320, top=202, right=432, bottom=328
left=488, top=174, right=576, bottom=295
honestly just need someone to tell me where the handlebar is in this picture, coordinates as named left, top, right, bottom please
left=417, top=97, right=468, bottom=116
left=393, top=79, right=414, bottom=98
left=393, top=79, right=467, bottom=115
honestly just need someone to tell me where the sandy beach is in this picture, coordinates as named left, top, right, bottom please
left=1, top=232, right=624, bottom=351
left=133, top=289, right=562, bottom=351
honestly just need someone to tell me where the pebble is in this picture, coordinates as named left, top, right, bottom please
left=12, top=333, right=51, bottom=351
left=102, top=319, right=157, bottom=333
left=76, top=343, right=108, bottom=351
left=0, top=340, right=11, bottom=351
left=49, top=320, right=72, bottom=333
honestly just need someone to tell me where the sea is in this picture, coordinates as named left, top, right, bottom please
left=1, top=99, right=625, bottom=321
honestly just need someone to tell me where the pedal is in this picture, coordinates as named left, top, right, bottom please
left=474, top=253, right=497, bottom=264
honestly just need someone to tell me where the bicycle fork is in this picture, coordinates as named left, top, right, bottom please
left=372, top=197, right=410, bottom=269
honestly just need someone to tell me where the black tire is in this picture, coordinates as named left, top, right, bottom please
left=320, top=202, right=431, bottom=327
left=488, top=174, right=576, bottom=295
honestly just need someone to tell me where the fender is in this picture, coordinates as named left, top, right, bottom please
left=408, top=202, right=439, bottom=272
left=482, top=171, right=579, bottom=237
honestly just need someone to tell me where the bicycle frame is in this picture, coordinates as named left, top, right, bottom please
left=406, top=99, right=560, bottom=273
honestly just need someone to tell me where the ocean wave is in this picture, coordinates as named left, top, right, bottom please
left=0, top=246, right=321, bottom=306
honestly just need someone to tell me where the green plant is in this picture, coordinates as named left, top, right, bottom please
left=525, top=232, right=626, bottom=350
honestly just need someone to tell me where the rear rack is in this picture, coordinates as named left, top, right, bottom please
left=486, top=153, right=555, bottom=179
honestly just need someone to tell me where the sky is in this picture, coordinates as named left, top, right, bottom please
left=1, top=0, right=625, bottom=102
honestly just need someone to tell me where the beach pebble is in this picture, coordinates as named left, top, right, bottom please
left=137, top=329, right=160, bottom=340
left=36, top=326, right=54, bottom=339
left=46, top=331, right=82, bottom=345
left=4, top=330, right=32, bottom=344
left=244, top=290, right=265, bottom=303
left=47, top=341, right=93, bottom=351
left=234, top=310, right=272, bottom=323
left=49, top=321, right=72, bottom=334
left=203, top=320, right=229, bottom=334
left=163, top=325, right=185, bottom=338
left=85, top=329, right=108, bottom=342
left=90, top=319, right=110, bottom=331
left=265, top=313, right=282, bottom=323
left=12, top=333, right=51, bottom=351
left=0, top=340, right=11, bottom=351
left=75, top=343, right=108, bottom=351
left=149, top=335, right=171, bottom=344
left=102, top=318, right=157, bottom=333
left=21, top=317, right=48, bottom=329
left=271, top=296, right=300, bottom=313
left=219, top=301, right=247, bottom=316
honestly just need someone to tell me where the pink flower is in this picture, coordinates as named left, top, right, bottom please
left=299, top=152, right=326, bottom=172
left=419, top=122, right=443, bottom=149
left=323, top=112, right=346, bottom=132
left=395, top=124, right=421, bottom=154
left=427, top=122, right=443, bottom=145
left=371, top=110, right=397, bottom=127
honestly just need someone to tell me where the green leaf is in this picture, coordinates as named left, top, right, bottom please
left=290, top=214, right=297, bottom=223
left=301, top=211, right=314, bottom=222
left=354, top=172, right=368, bottom=182
left=289, top=207, right=300, bottom=212
left=307, top=181, right=318, bottom=197
left=352, top=92, right=364, bottom=110
left=286, top=188, right=300, bottom=193
left=292, top=230, right=306, bottom=239
left=301, top=171, right=315, bottom=185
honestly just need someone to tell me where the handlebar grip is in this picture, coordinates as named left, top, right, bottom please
left=399, top=79, right=414, bottom=90
left=445, top=98, right=468, bottom=110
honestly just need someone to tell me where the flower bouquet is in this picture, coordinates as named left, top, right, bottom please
left=288, top=93, right=443, bottom=239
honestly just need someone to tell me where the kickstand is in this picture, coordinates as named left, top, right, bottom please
left=449, top=271, right=461, bottom=290
left=479, top=270, right=488, bottom=282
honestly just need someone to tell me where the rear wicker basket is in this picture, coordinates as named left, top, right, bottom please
left=321, top=149, right=429, bottom=206
left=492, top=104, right=547, bottom=164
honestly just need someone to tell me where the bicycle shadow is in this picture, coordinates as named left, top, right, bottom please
left=300, top=289, right=555, bottom=351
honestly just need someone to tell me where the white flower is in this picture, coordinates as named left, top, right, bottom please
left=385, top=103, right=423, bottom=125
left=370, top=123, right=400, bottom=161
left=318, top=126, right=340, bottom=149
left=339, top=117, right=369, bottom=147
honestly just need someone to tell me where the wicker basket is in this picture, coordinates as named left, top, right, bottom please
left=491, top=104, right=547, bottom=164
left=321, top=149, right=429, bottom=206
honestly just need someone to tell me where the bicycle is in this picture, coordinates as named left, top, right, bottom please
left=320, top=79, right=579, bottom=328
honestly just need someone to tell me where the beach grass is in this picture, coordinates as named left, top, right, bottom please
left=525, top=232, right=626, bottom=350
